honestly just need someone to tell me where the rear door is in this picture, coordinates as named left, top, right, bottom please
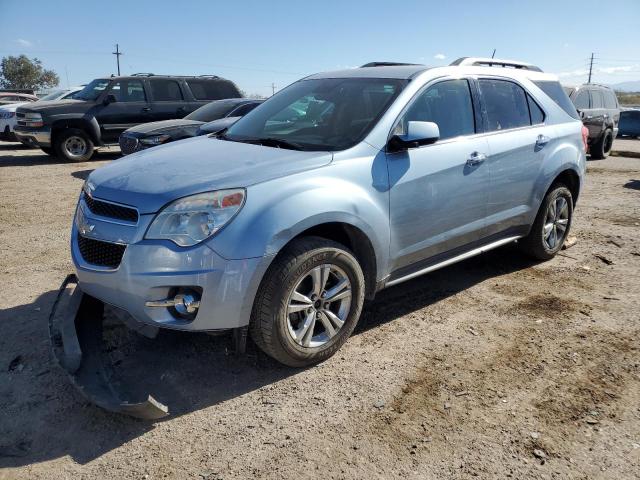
left=95, top=79, right=152, bottom=142
left=148, top=78, right=189, bottom=121
left=387, top=77, right=491, bottom=273
left=479, top=77, right=556, bottom=237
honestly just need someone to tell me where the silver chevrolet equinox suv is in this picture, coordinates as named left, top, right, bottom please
left=73, top=57, right=586, bottom=367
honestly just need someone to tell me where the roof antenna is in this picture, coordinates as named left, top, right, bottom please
left=491, top=49, right=496, bottom=59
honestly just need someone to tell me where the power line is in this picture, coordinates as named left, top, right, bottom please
left=112, top=44, right=123, bottom=76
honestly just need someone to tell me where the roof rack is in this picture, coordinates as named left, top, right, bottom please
left=131, top=72, right=155, bottom=77
left=360, top=62, right=422, bottom=68
left=450, top=57, right=543, bottom=72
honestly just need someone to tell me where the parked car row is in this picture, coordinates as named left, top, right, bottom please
left=11, top=73, right=243, bottom=161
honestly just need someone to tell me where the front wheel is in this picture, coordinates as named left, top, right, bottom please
left=250, top=237, right=365, bottom=367
left=519, top=185, right=573, bottom=260
left=54, top=128, right=95, bottom=162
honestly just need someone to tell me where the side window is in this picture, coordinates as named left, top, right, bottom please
left=479, top=79, right=530, bottom=131
left=108, top=80, right=146, bottom=102
left=150, top=79, right=183, bottom=101
left=394, top=79, right=475, bottom=140
left=574, top=90, right=590, bottom=109
left=186, top=80, right=241, bottom=101
left=527, top=94, right=545, bottom=124
left=603, top=90, right=618, bottom=109
left=590, top=89, right=604, bottom=109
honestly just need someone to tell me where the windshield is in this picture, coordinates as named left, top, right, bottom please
left=75, top=79, right=110, bottom=101
left=39, top=90, right=68, bottom=101
left=224, top=78, right=406, bottom=151
left=185, top=100, right=243, bottom=122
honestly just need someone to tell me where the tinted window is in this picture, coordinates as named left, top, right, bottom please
left=590, top=89, right=604, bottom=108
left=534, top=81, right=581, bottom=119
left=396, top=79, right=475, bottom=140
left=479, top=79, right=530, bottom=131
left=603, top=89, right=618, bottom=109
left=185, top=100, right=242, bottom=122
left=527, top=94, right=545, bottom=124
left=226, top=77, right=405, bottom=151
left=186, top=79, right=241, bottom=100
left=574, top=90, right=590, bottom=110
left=150, top=79, right=183, bottom=101
left=109, top=80, right=146, bottom=102
left=75, top=79, right=110, bottom=101
left=229, top=102, right=260, bottom=116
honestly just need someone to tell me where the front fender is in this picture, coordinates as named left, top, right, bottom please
left=51, top=115, right=101, bottom=144
left=208, top=165, right=390, bottom=279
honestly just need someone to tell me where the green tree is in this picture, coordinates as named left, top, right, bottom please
left=0, top=55, right=59, bottom=90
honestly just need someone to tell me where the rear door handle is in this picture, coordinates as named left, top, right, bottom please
left=466, top=151, right=487, bottom=166
left=142, top=107, right=151, bottom=112
left=535, top=134, right=550, bottom=148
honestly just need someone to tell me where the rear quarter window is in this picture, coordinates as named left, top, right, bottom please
left=533, top=81, right=580, bottom=119
left=603, top=90, right=618, bottom=109
left=186, top=79, right=241, bottom=101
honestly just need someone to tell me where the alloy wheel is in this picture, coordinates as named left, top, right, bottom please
left=543, top=196, right=569, bottom=250
left=286, top=264, right=352, bottom=348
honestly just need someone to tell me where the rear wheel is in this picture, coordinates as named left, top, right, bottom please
left=250, top=237, right=365, bottom=367
left=519, top=185, right=573, bottom=260
left=54, top=128, right=94, bottom=162
left=591, top=128, right=613, bottom=159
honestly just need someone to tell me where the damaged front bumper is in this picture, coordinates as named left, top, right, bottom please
left=48, top=274, right=169, bottom=420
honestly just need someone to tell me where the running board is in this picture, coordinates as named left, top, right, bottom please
left=385, top=236, right=522, bottom=287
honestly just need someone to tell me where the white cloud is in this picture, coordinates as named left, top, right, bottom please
left=555, top=64, right=640, bottom=78
left=15, top=39, right=32, bottom=47
left=434, top=53, right=446, bottom=60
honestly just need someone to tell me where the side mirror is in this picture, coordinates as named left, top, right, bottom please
left=388, top=121, right=440, bottom=152
left=103, top=94, right=117, bottom=105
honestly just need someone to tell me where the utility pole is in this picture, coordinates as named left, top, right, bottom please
left=271, top=83, right=276, bottom=96
left=588, top=52, right=594, bottom=83
left=491, top=49, right=496, bottom=59
left=112, top=43, right=123, bottom=76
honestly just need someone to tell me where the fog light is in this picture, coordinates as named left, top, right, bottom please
left=173, top=293, right=199, bottom=315
left=145, top=288, right=201, bottom=320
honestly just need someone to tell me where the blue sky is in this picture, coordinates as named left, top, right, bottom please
left=1, top=0, right=639, bottom=95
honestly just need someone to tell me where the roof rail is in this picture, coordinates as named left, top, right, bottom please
left=131, top=72, right=155, bottom=77
left=450, top=57, right=543, bottom=72
left=360, top=62, right=422, bottom=68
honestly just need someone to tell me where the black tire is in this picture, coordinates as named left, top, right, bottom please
left=54, top=128, right=94, bottom=162
left=590, top=128, right=613, bottom=160
left=250, top=236, right=365, bottom=367
left=40, top=147, right=54, bottom=156
left=519, top=185, right=573, bottom=260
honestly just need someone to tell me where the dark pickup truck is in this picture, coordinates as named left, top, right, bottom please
left=14, top=74, right=242, bottom=161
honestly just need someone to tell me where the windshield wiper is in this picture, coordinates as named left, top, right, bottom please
left=253, top=137, right=303, bottom=150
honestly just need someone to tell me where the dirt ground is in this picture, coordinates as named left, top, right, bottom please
left=0, top=141, right=638, bottom=480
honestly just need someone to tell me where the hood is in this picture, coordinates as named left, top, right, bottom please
left=125, top=119, right=203, bottom=136
left=20, top=98, right=85, bottom=112
left=88, top=136, right=333, bottom=213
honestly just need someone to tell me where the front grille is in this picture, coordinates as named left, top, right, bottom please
left=77, top=234, right=126, bottom=269
left=119, top=134, right=141, bottom=155
left=83, top=192, right=138, bottom=223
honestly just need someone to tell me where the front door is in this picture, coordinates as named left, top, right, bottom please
left=387, top=78, right=491, bottom=274
left=95, top=79, right=151, bottom=142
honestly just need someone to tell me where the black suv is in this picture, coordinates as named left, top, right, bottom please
left=564, top=84, right=620, bottom=159
left=14, top=74, right=242, bottom=161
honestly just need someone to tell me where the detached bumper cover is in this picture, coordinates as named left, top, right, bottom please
left=49, top=274, right=168, bottom=420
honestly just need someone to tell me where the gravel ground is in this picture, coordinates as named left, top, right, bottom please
left=0, top=141, right=639, bottom=479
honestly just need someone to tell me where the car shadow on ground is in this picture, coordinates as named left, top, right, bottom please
left=0, top=147, right=121, bottom=167
left=623, top=179, right=640, bottom=190
left=0, top=245, right=537, bottom=467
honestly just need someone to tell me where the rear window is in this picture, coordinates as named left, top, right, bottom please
left=186, top=79, right=241, bottom=101
left=603, top=89, right=618, bottom=109
left=150, top=79, right=183, bottom=101
left=479, top=79, right=531, bottom=131
left=533, top=81, right=580, bottom=119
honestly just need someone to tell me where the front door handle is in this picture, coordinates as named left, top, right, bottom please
left=535, top=134, right=550, bottom=148
left=466, top=151, right=487, bottom=166
left=141, top=107, right=152, bottom=112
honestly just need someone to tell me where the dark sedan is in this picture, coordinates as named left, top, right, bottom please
left=119, top=98, right=263, bottom=155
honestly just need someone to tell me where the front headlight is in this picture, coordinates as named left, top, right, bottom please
left=140, top=134, right=171, bottom=146
left=22, top=112, right=43, bottom=127
left=145, top=189, right=245, bottom=246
